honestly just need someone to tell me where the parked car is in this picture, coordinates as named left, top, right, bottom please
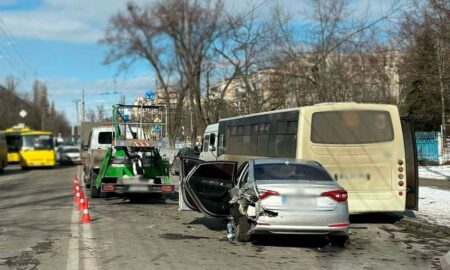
left=180, top=158, right=349, bottom=245
left=59, top=146, right=82, bottom=165
left=170, top=147, right=200, bottom=175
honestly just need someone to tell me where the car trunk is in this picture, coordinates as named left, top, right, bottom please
left=256, top=180, right=340, bottom=212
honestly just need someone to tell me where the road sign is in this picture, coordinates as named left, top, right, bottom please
left=19, top=110, right=27, bottom=118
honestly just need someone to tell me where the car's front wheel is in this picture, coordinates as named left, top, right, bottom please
left=235, top=216, right=252, bottom=242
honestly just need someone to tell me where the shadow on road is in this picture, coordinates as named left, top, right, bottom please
left=0, top=194, right=72, bottom=211
left=0, top=164, right=75, bottom=177
left=0, top=166, right=29, bottom=177
left=186, top=216, right=228, bottom=231
left=252, top=234, right=331, bottom=249
left=349, top=213, right=404, bottom=224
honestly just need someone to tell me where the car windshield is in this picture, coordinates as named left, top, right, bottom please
left=22, top=134, right=54, bottom=150
left=63, top=148, right=79, bottom=153
left=254, top=163, right=333, bottom=181
left=98, top=132, right=113, bottom=144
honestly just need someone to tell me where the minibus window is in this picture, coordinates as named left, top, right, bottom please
left=311, top=111, right=394, bottom=144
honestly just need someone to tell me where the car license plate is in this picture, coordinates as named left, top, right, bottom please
left=151, top=186, right=161, bottom=191
left=129, top=186, right=148, bottom=192
left=282, top=196, right=316, bottom=207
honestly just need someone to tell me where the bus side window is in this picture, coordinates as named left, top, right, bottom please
left=203, top=135, right=210, bottom=152
left=275, top=121, right=297, bottom=158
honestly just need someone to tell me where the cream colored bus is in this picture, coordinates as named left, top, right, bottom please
left=203, top=103, right=418, bottom=214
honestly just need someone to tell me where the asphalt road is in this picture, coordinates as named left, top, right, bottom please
left=0, top=165, right=449, bottom=270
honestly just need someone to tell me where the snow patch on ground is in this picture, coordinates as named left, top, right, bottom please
left=417, top=186, right=450, bottom=227
left=419, top=166, right=450, bottom=180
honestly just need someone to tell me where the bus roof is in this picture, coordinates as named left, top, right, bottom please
left=219, top=102, right=397, bottom=122
left=220, top=107, right=299, bottom=122
left=22, top=131, right=52, bottom=136
left=204, top=123, right=218, bottom=133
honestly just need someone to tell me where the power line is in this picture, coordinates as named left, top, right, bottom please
left=0, top=44, right=28, bottom=79
left=0, top=18, right=37, bottom=77
left=245, top=0, right=271, bottom=18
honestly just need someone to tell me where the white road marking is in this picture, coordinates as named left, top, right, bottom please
left=79, top=166, right=99, bottom=270
left=66, top=166, right=99, bottom=270
left=81, top=223, right=98, bottom=270
left=66, top=205, right=80, bottom=270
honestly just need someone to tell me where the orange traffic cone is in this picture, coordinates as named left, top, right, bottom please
left=83, top=197, right=89, bottom=209
left=72, top=177, right=79, bottom=187
left=74, top=191, right=81, bottom=205
left=78, top=198, right=86, bottom=211
left=80, top=208, right=91, bottom=224
left=73, top=185, right=80, bottom=195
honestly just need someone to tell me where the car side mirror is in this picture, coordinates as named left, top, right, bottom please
left=208, top=145, right=216, bottom=152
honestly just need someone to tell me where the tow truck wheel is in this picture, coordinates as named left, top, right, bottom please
left=90, top=181, right=100, bottom=198
left=235, top=216, right=252, bottom=242
left=90, top=170, right=101, bottom=198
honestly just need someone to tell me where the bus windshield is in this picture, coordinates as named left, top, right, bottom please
left=22, top=134, right=54, bottom=150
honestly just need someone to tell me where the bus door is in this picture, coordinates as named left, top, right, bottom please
left=401, top=117, right=419, bottom=210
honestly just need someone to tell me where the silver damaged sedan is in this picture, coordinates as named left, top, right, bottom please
left=180, top=158, right=349, bottom=245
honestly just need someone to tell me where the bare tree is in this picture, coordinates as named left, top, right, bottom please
left=96, top=105, right=107, bottom=121
left=86, top=109, right=97, bottom=122
left=397, top=0, right=450, bottom=131
left=5, top=76, right=18, bottom=92
left=271, top=0, right=404, bottom=105
left=102, top=0, right=226, bottom=145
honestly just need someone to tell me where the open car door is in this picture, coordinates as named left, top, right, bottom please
left=401, top=117, right=419, bottom=210
left=179, top=157, right=204, bottom=211
left=184, top=161, right=237, bottom=217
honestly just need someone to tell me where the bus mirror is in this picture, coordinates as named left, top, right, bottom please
left=208, top=145, right=216, bottom=152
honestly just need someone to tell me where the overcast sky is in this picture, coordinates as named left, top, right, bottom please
left=0, top=0, right=396, bottom=125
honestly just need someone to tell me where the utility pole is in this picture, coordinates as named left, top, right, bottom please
left=72, top=98, right=81, bottom=129
left=81, top=89, right=85, bottom=123
left=437, top=37, right=447, bottom=145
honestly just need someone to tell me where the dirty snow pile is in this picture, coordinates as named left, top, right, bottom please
left=419, top=166, right=450, bottom=180
left=417, top=186, right=450, bottom=227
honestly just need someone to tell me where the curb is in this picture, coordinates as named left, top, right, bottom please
left=441, top=250, right=450, bottom=270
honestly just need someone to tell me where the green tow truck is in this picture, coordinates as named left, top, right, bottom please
left=90, top=104, right=174, bottom=200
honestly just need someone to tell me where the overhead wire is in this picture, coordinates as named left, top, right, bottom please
left=0, top=18, right=37, bottom=78
left=0, top=42, right=28, bottom=80
left=244, top=0, right=271, bottom=19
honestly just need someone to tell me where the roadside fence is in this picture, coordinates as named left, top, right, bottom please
left=415, top=131, right=450, bottom=165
